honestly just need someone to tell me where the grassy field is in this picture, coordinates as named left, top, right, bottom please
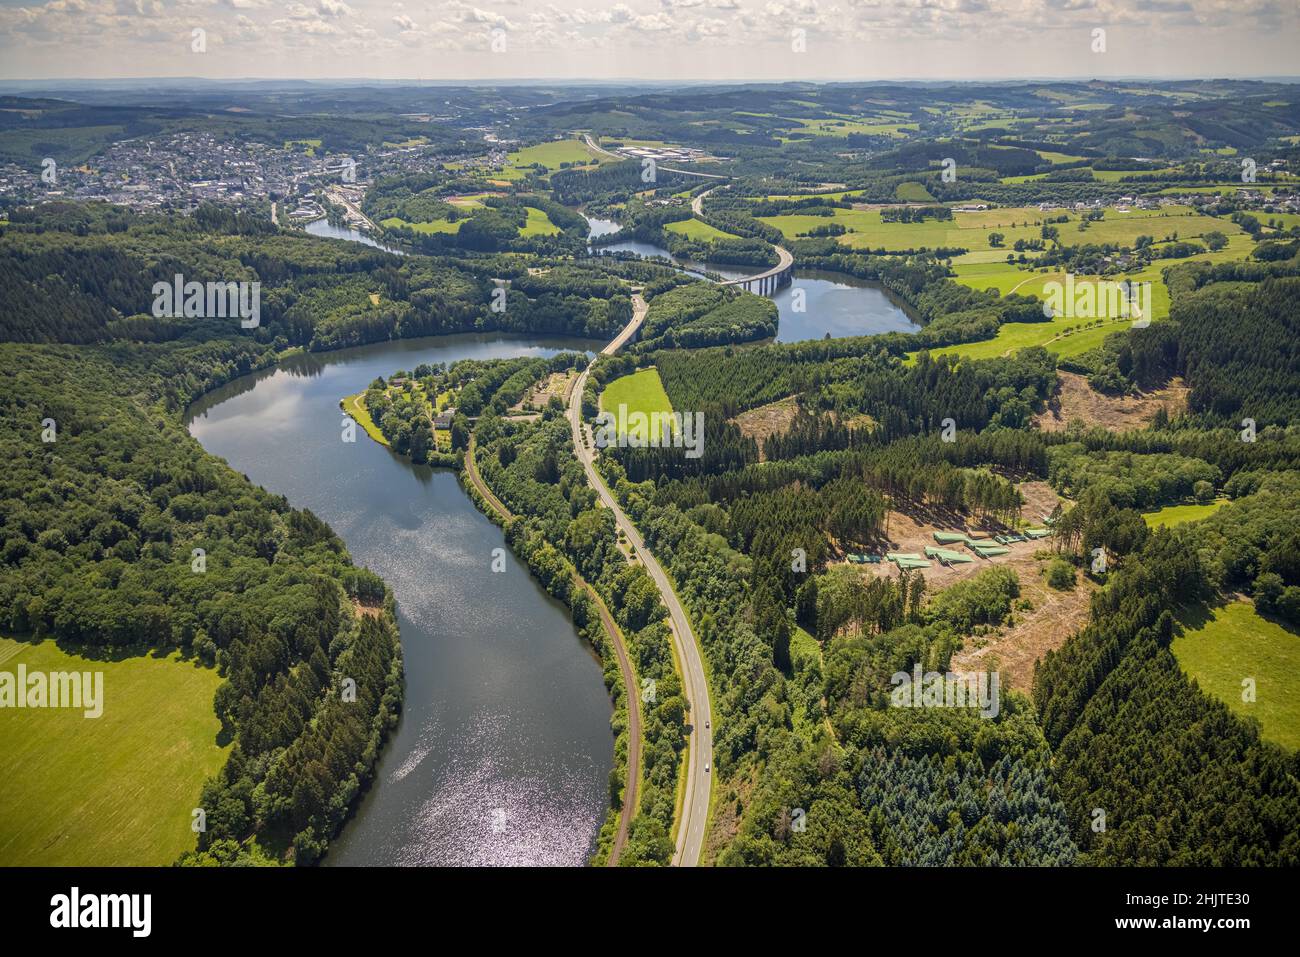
left=382, top=206, right=559, bottom=237
left=284, top=138, right=322, bottom=155
left=1001, top=167, right=1180, bottom=184
left=787, top=625, right=826, bottom=740
left=380, top=216, right=462, bottom=234
left=505, top=138, right=611, bottom=176
left=1143, top=499, right=1228, bottom=529
left=447, top=194, right=493, bottom=209
left=1035, top=149, right=1089, bottom=164
left=382, top=136, right=430, bottom=148
left=520, top=207, right=563, bottom=237
left=759, top=204, right=1244, bottom=260
left=781, top=115, right=917, bottom=139
left=600, top=368, right=674, bottom=442
left=0, top=636, right=229, bottom=865
left=664, top=218, right=738, bottom=241
left=895, top=181, right=936, bottom=202
left=747, top=189, right=865, bottom=203
left=919, top=233, right=1257, bottom=363
left=1172, top=602, right=1300, bottom=751
left=915, top=312, right=1139, bottom=363
left=342, top=392, right=388, bottom=445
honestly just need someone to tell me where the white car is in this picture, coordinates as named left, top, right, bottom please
left=704, top=763, right=710, bottom=773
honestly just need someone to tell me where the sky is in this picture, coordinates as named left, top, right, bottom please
left=1, top=0, right=1298, bottom=82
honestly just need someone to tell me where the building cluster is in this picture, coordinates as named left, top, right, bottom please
left=0, top=130, right=451, bottom=216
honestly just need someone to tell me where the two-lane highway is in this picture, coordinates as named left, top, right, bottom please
left=567, top=294, right=714, bottom=867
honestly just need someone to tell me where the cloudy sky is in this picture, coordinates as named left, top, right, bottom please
left=1, top=0, right=1297, bottom=81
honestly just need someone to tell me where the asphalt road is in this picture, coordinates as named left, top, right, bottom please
left=465, top=432, right=643, bottom=865
left=567, top=294, right=714, bottom=867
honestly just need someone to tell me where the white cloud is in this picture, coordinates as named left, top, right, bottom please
left=0, top=0, right=1296, bottom=77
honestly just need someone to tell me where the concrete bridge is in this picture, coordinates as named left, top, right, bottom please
left=720, top=243, right=795, bottom=296
left=583, top=131, right=795, bottom=298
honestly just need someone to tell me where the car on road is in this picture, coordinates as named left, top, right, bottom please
left=704, top=763, right=710, bottom=773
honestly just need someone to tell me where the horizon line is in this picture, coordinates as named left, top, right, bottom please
left=4, top=74, right=1300, bottom=86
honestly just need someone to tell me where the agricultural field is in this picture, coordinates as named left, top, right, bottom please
left=759, top=204, right=1241, bottom=259
left=894, top=181, right=936, bottom=202
left=599, top=367, right=674, bottom=442
left=1142, top=499, right=1228, bottom=529
left=520, top=207, right=563, bottom=236
left=921, top=233, right=1257, bottom=362
left=779, top=114, right=918, bottom=140
left=916, top=307, right=1143, bottom=363
left=381, top=205, right=559, bottom=237
left=380, top=215, right=462, bottom=234
left=664, top=218, right=739, bottom=241
left=447, top=194, right=493, bottom=209
left=0, top=637, right=229, bottom=866
left=1001, top=167, right=1181, bottom=184
left=746, top=189, right=863, bottom=202
left=1034, top=149, right=1089, bottom=164
left=1263, top=211, right=1300, bottom=231
left=1172, top=602, right=1300, bottom=751
left=504, top=138, right=611, bottom=176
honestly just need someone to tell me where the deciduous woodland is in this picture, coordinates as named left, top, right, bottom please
left=2, top=77, right=1299, bottom=867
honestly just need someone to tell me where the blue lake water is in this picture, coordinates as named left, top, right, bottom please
left=187, top=332, right=613, bottom=866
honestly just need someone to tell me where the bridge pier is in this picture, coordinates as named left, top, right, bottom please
left=724, top=247, right=793, bottom=299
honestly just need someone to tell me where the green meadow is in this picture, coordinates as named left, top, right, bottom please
left=919, top=233, right=1257, bottom=363
left=505, top=138, right=610, bottom=175
left=664, top=218, right=739, bottom=241
left=781, top=115, right=918, bottom=140
left=0, top=636, right=229, bottom=866
left=760, top=204, right=1244, bottom=261
left=381, top=216, right=462, bottom=234
left=600, top=368, right=674, bottom=443
left=284, top=138, right=322, bottom=155
left=342, top=391, right=388, bottom=445
left=1001, top=167, right=1180, bottom=184
left=747, top=189, right=866, bottom=203
left=520, top=207, right=563, bottom=236
left=1143, top=499, right=1228, bottom=529
left=382, top=206, right=560, bottom=238
left=1172, top=603, right=1300, bottom=751
left=895, top=181, right=936, bottom=202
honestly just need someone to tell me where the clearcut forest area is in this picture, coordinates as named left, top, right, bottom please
left=2, top=67, right=1299, bottom=884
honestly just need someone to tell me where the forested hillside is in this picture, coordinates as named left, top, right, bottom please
left=0, top=203, right=647, bottom=350
left=0, top=341, right=402, bottom=865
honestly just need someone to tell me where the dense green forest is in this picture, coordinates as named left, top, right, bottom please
left=0, top=203, right=646, bottom=350
left=0, top=342, right=402, bottom=865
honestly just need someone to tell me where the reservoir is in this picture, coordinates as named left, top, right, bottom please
left=305, top=218, right=407, bottom=255
left=187, top=332, right=613, bottom=866
left=770, top=269, right=921, bottom=343
left=591, top=237, right=920, bottom=342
